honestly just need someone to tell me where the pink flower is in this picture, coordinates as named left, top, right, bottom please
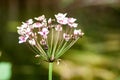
left=67, top=18, right=78, bottom=28
left=17, top=27, right=25, bottom=35
left=68, top=18, right=76, bottom=23
left=68, top=23, right=78, bottom=28
left=19, top=36, right=28, bottom=43
left=33, top=22, right=43, bottom=28
left=18, top=27, right=32, bottom=36
left=21, top=22, right=28, bottom=28
left=55, top=13, right=68, bottom=25
left=38, top=28, right=49, bottom=35
left=26, top=19, right=33, bottom=24
left=74, top=29, right=84, bottom=36
left=40, top=39, right=46, bottom=45
left=38, top=28, right=49, bottom=38
left=48, top=18, right=52, bottom=24
left=63, top=33, right=71, bottom=41
left=55, top=25, right=62, bottom=31
left=17, top=21, right=33, bottom=36
left=58, top=18, right=68, bottom=25
left=34, top=15, right=45, bottom=21
left=26, top=27, right=32, bottom=34
left=55, top=13, right=67, bottom=20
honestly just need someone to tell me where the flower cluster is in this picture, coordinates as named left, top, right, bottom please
left=17, top=13, right=84, bottom=62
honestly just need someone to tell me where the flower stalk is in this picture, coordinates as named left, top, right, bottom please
left=49, top=62, right=53, bottom=80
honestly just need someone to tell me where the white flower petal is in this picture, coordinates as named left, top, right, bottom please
left=28, top=39, right=36, bottom=45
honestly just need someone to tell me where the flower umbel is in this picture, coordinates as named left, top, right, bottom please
left=17, top=13, right=84, bottom=62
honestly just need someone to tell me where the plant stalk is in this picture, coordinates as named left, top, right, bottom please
left=49, top=62, right=53, bottom=80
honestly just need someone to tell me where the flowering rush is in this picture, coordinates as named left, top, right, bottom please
left=17, top=13, right=84, bottom=62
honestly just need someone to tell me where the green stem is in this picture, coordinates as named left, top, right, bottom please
left=50, top=28, right=54, bottom=56
left=52, top=31, right=59, bottom=59
left=49, top=62, right=53, bottom=80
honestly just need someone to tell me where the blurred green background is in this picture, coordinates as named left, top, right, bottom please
left=0, top=0, right=120, bottom=80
